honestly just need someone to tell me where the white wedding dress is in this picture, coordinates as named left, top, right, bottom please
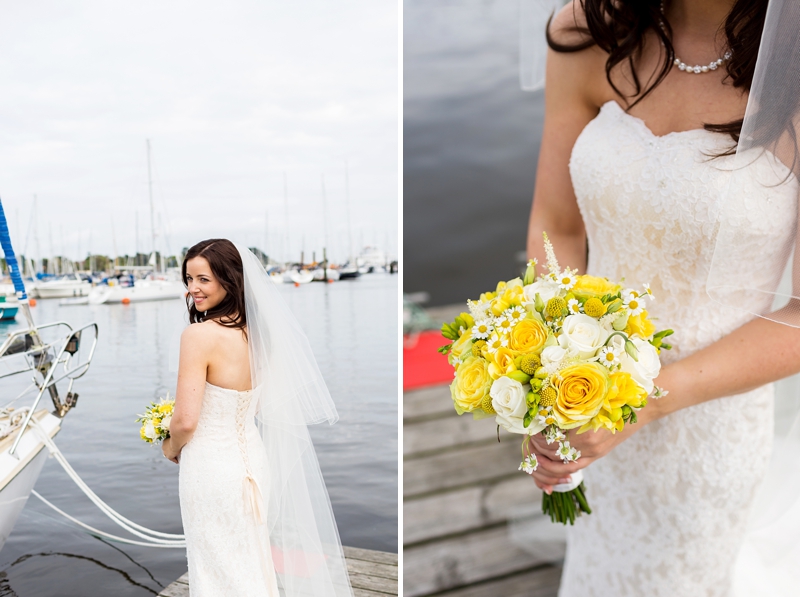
left=559, top=100, right=798, bottom=596
left=179, top=381, right=280, bottom=596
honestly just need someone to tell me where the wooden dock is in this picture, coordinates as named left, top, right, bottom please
left=404, top=382, right=563, bottom=597
left=157, top=546, right=398, bottom=596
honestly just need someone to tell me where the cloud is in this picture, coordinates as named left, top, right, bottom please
left=0, top=0, right=398, bottom=264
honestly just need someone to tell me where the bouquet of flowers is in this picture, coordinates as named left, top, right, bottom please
left=440, top=234, right=672, bottom=524
left=136, top=394, right=175, bottom=445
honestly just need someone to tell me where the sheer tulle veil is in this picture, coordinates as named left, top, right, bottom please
left=236, top=243, right=353, bottom=597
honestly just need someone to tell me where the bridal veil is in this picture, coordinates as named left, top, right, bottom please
left=236, top=243, right=353, bottom=597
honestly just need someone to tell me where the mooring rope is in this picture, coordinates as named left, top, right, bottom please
left=29, top=420, right=186, bottom=548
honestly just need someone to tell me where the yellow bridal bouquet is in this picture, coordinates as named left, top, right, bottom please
left=136, top=394, right=175, bottom=444
left=440, top=234, right=672, bottom=525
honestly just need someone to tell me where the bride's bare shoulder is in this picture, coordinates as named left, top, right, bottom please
left=545, top=1, right=612, bottom=112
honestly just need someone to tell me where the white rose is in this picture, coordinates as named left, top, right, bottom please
left=144, top=420, right=157, bottom=440
left=522, top=280, right=560, bottom=306
left=619, top=337, right=661, bottom=394
left=161, top=414, right=172, bottom=432
left=541, top=344, right=567, bottom=368
left=561, top=314, right=611, bottom=359
left=491, top=377, right=542, bottom=435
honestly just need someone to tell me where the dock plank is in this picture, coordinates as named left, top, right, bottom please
left=404, top=524, right=549, bottom=597
left=405, top=475, right=541, bottom=545
left=404, top=376, right=563, bottom=597
left=157, top=547, right=397, bottom=597
left=431, top=566, right=561, bottom=597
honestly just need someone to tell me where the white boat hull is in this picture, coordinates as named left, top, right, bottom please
left=269, top=273, right=284, bottom=285
left=312, top=268, right=340, bottom=281
left=0, top=411, right=60, bottom=551
left=288, top=270, right=314, bottom=285
left=33, top=281, right=92, bottom=299
left=88, top=280, right=185, bottom=304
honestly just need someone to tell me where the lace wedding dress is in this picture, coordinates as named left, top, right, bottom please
left=179, top=381, right=280, bottom=597
left=559, top=100, right=798, bottom=596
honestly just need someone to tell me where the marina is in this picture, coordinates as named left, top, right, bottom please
left=404, top=305, right=561, bottom=597
left=0, top=258, right=397, bottom=595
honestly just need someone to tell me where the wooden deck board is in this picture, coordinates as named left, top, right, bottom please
left=404, top=382, right=563, bottom=597
left=157, top=547, right=397, bottom=596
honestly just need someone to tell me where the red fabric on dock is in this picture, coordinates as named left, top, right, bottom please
left=403, top=331, right=453, bottom=390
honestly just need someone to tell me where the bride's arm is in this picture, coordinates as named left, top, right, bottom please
left=526, top=2, right=606, bottom=272
left=531, top=234, right=800, bottom=492
left=162, top=324, right=210, bottom=462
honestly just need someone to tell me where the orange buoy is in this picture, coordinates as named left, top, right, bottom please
left=121, top=297, right=131, bottom=305
left=294, top=282, right=300, bottom=287
left=29, top=298, right=37, bottom=307
left=327, top=278, right=334, bottom=284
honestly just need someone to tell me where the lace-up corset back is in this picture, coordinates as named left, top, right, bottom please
left=178, top=382, right=278, bottom=596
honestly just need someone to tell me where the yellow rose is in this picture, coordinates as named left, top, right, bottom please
left=608, top=371, right=647, bottom=409
left=451, top=356, right=493, bottom=415
left=448, top=329, right=474, bottom=367
left=572, top=275, right=620, bottom=300
left=551, top=363, right=610, bottom=429
left=508, top=318, right=548, bottom=354
left=488, top=347, right=517, bottom=380
left=158, top=403, right=173, bottom=414
left=625, top=311, right=656, bottom=339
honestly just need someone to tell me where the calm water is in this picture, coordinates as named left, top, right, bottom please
left=0, top=274, right=397, bottom=596
left=404, top=0, right=546, bottom=306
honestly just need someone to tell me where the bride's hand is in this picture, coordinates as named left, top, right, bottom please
left=162, top=437, right=181, bottom=464
left=528, top=366, right=673, bottom=493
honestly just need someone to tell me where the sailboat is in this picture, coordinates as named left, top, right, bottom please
left=0, top=199, right=99, bottom=549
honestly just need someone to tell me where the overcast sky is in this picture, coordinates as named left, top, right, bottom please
left=0, top=0, right=398, bottom=265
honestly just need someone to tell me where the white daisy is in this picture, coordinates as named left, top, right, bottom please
left=567, top=298, right=582, bottom=314
left=518, top=454, right=539, bottom=475
left=556, top=441, right=581, bottom=463
left=557, top=270, right=577, bottom=291
left=598, top=345, right=621, bottom=369
left=624, top=294, right=645, bottom=316
left=494, top=315, right=514, bottom=335
left=486, top=332, right=508, bottom=354
left=536, top=406, right=557, bottom=427
left=505, top=305, right=526, bottom=324
left=642, top=283, right=655, bottom=300
left=544, top=426, right=566, bottom=445
left=471, top=318, right=494, bottom=340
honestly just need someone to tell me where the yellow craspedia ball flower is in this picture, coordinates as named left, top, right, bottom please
left=572, top=275, right=620, bottom=300
left=519, top=354, right=541, bottom=375
left=539, top=386, right=557, bottom=407
left=509, top=319, right=548, bottom=354
left=625, top=310, right=656, bottom=339
left=546, top=297, right=567, bottom=318
left=481, top=393, right=496, bottom=414
left=472, top=340, right=487, bottom=357
left=551, top=363, right=610, bottom=429
left=583, top=297, right=606, bottom=318
left=450, top=356, right=493, bottom=415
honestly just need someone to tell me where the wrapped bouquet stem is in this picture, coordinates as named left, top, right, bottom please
left=440, top=233, right=672, bottom=525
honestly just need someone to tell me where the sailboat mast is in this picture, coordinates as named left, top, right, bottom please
left=283, top=171, right=289, bottom=264
left=345, top=160, right=354, bottom=265
left=147, top=139, right=156, bottom=272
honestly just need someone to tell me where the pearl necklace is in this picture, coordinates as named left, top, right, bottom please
left=659, top=1, right=731, bottom=74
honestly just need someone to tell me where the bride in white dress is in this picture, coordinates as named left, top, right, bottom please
left=161, top=239, right=353, bottom=597
left=524, top=1, right=800, bottom=595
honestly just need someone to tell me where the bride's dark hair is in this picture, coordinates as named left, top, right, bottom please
left=546, top=0, right=768, bottom=148
left=182, top=238, right=247, bottom=333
